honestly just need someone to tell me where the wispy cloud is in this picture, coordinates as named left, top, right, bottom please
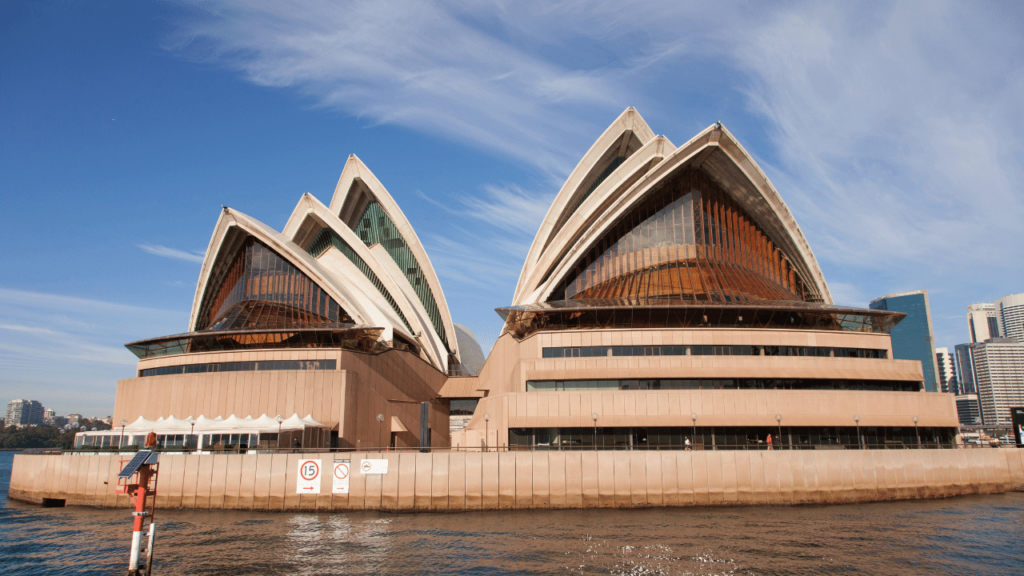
left=138, top=243, right=205, bottom=263
left=0, top=288, right=187, bottom=415
left=169, top=0, right=628, bottom=177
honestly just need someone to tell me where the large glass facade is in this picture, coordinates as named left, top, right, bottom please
left=869, top=292, right=939, bottom=393
left=125, top=327, right=385, bottom=359
left=354, top=201, right=451, bottom=351
left=508, top=426, right=956, bottom=450
left=140, top=359, right=336, bottom=377
left=498, top=302, right=905, bottom=340
left=306, top=228, right=414, bottom=334
left=548, top=169, right=822, bottom=304
left=197, top=237, right=349, bottom=331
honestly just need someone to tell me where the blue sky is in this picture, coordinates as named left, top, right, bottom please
left=2, top=1, right=1022, bottom=416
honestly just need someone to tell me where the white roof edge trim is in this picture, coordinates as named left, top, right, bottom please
left=285, top=194, right=450, bottom=370
left=327, top=154, right=459, bottom=359
left=515, top=135, right=676, bottom=302
left=514, top=107, right=657, bottom=301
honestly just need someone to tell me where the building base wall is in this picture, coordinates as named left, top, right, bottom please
left=10, top=449, right=1024, bottom=511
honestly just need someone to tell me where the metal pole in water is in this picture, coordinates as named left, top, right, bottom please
left=144, top=523, right=156, bottom=576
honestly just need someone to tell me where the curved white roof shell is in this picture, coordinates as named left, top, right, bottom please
left=515, top=111, right=832, bottom=306
left=327, top=155, right=459, bottom=363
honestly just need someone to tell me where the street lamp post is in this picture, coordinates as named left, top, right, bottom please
left=775, top=413, right=782, bottom=450
left=188, top=416, right=196, bottom=452
left=484, top=413, right=490, bottom=452
left=276, top=416, right=284, bottom=451
left=913, top=416, right=920, bottom=448
left=691, top=413, right=697, bottom=449
left=592, top=413, right=599, bottom=449
left=854, top=414, right=861, bottom=449
left=119, top=419, right=127, bottom=454
left=377, top=413, right=385, bottom=452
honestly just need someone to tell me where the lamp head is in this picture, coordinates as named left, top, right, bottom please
left=376, top=413, right=384, bottom=422
left=592, top=412, right=598, bottom=421
left=913, top=416, right=919, bottom=424
left=775, top=413, right=782, bottom=422
left=484, top=413, right=490, bottom=422
left=854, top=414, right=860, bottom=423
left=691, top=413, right=697, bottom=421
left=120, top=419, right=127, bottom=427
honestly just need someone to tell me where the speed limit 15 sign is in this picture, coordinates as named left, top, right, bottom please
left=296, top=459, right=322, bottom=494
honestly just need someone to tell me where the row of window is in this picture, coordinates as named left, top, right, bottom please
left=508, top=426, right=957, bottom=450
left=75, top=433, right=282, bottom=450
left=542, top=345, right=887, bottom=359
left=140, top=359, right=336, bottom=378
left=526, top=378, right=920, bottom=392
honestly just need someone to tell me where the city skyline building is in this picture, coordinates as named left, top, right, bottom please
left=955, top=394, right=982, bottom=426
left=869, top=290, right=940, bottom=393
left=936, top=347, right=957, bottom=394
left=995, top=293, right=1024, bottom=343
left=971, top=338, right=1024, bottom=427
left=954, top=343, right=978, bottom=395
left=5, top=399, right=44, bottom=427
left=967, top=303, right=1000, bottom=343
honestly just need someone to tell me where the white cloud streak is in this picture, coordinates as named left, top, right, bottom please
left=138, top=243, right=205, bottom=262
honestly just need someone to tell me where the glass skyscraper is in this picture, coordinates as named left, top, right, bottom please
left=870, top=290, right=940, bottom=393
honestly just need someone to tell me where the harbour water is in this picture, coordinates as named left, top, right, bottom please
left=2, top=451, right=1022, bottom=575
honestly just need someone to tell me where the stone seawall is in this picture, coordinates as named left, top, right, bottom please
left=9, top=449, right=1024, bottom=511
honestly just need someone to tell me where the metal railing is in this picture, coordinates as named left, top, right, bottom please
left=33, top=440, right=1015, bottom=456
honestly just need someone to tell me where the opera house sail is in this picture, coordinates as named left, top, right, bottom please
left=449, top=108, right=960, bottom=451
left=99, top=107, right=959, bottom=456
left=116, top=155, right=474, bottom=451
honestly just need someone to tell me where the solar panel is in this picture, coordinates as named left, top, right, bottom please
left=118, top=450, right=153, bottom=478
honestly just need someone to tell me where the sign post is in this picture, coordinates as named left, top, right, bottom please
left=296, top=459, right=321, bottom=494
left=360, top=458, right=389, bottom=475
left=333, top=459, right=350, bottom=494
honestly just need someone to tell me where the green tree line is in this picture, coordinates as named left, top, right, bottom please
left=1, top=420, right=111, bottom=450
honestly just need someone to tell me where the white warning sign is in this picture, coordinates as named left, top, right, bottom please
left=296, top=459, right=321, bottom=494
left=333, top=459, right=350, bottom=494
left=360, top=459, right=388, bottom=474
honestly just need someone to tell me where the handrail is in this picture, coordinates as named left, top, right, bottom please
left=37, top=441, right=1011, bottom=456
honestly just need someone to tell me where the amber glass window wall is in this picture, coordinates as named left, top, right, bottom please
left=549, top=169, right=822, bottom=304
left=196, top=237, right=349, bottom=331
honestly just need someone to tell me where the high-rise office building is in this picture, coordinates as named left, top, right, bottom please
left=955, top=394, right=982, bottom=426
left=955, top=343, right=977, bottom=395
left=935, top=347, right=956, bottom=393
left=869, top=290, right=940, bottom=392
left=43, top=408, right=56, bottom=424
left=971, top=338, right=1024, bottom=427
left=967, top=303, right=1000, bottom=343
left=995, top=293, right=1024, bottom=343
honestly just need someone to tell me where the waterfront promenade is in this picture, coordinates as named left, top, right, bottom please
left=9, top=448, right=1024, bottom=511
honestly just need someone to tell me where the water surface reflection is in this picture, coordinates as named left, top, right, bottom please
left=2, top=453, right=1022, bottom=575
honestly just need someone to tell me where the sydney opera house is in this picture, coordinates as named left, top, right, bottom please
left=87, top=108, right=960, bottom=453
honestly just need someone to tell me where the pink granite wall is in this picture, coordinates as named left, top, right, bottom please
left=9, top=449, right=1024, bottom=511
